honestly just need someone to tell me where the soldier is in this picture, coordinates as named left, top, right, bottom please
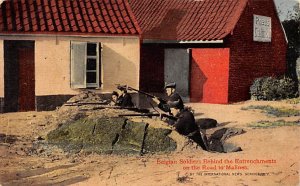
left=109, top=91, right=120, bottom=106
left=152, top=82, right=184, bottom=113
left=116, top=85, right=134, bottom=107
left=168, top=101, right=208, bottom=151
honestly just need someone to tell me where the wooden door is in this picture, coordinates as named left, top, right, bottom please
left=140, top=44, right=165, bottom=92
left=190, top=48, right=230, bottom=103
left=18, top=48, right=35, bottom=111
left=164, top=49, right=190, bottom=100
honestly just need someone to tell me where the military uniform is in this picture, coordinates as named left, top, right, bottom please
left=158, top=92, right=184, bottom=112
left=172, top=109, right=207, bottom=151
left=118, top=93, right=134, bottom=107
left=117, top=85, right=134, bottom=107
left=158, top=82, right=184, bottom=113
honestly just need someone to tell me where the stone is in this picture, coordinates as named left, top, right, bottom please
left=223, top=143, right=242, bottom=153
left=196, top=118, right=218, bottom=129
left=207, top=128, right=245, bottom=153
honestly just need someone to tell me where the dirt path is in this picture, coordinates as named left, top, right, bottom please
left=0, top=100, right=299, bottom=186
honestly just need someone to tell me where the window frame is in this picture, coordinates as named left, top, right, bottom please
left=86, top=42, right=100, bottom=88
left=70, top=41, right=102, bottom=89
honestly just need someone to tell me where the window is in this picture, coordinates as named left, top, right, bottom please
left=71, top=41, right=102, bottom=88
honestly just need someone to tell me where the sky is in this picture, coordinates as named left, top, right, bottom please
left=0, top=0, right=299, bottom=21
left=274, top=0, right=300, bottom=20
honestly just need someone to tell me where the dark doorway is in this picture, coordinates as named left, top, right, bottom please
left=140, top=44, right=165, bottom=93
left=4, top=40, right=35, bottom=112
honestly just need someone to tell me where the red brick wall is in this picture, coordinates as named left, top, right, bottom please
left=225, top=0, right=287, bottom=102
left=190, top=48, right=230, bottom=103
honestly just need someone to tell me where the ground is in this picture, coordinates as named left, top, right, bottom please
left=0, top=100, right=299, bottom=186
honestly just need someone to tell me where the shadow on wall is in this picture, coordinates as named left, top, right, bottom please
left=101, top=45, right=146, bottom=106
left=144, top=9, right=186, bottom=39
left=190, top=58, right=207, bottom=102
left=102, top=46, right=138, bottom=90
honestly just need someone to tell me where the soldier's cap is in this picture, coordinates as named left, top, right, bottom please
left=164, top=82, right=176, bottom=89
left=112, top=91, right=119, bottom=97
left=168, top=100, right=184, bottom=110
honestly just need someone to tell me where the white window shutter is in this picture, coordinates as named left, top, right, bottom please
left=71, top=42, right=87, bottom=89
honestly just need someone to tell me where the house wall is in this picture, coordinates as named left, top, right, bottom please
left=0, top=35, right=140, bottom=111
left=225, top=0, right=287, bottom=102
left=35, top=39, right=75, bottom=96
left=34, top=36, right=140, bottom=95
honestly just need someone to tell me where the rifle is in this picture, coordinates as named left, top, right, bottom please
left=117, top=85, right=167, bottom=103
left=77, top=105, right=149, bottom=113
left=118, top=113, right=177, bottom=121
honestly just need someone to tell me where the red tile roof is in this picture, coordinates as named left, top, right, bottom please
left=130, top=0, right=248, bottom=41
left=0, top=0, right=140, bottom=35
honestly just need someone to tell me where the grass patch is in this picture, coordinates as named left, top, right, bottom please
left=285, top=97, right=300, bottom=104
left=241, top=105, right=300, bottom=117
left=248, top=120, right=300, bottom=128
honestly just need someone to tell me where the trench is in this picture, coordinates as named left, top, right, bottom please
left=205, top=128, right=245, bottom=153
left=195, top=118, right=245, bottom=153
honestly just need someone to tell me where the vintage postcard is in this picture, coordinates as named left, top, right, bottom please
left=0, top=0, right=299, bottom=185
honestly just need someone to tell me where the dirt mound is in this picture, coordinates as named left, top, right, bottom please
left=46, top=117, right=177, bottom=155
left=44, top=93, right=243, bottom=155
left=66, top=91, right=105, bottom=104
left=42, top=92, right=180, bottom=155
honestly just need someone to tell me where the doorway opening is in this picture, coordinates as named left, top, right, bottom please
left=4, top=40, right=35, bottom=112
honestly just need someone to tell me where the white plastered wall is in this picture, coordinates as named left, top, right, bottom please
left=101, top=37, right=140, bottom=91
left=35, top=38, right=76, bottom=96
left=0, top=35, right=140, bottom=96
